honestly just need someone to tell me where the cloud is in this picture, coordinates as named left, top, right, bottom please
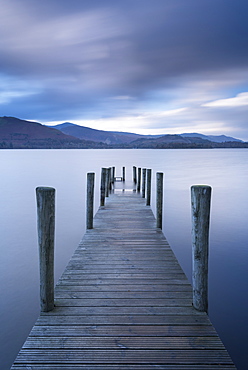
left=203, top=92, right=248, bottom=108
left=1, top=1, right=248, bottom=140
left=0, top=74, right=42, bottom=104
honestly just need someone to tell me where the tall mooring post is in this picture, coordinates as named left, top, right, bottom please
left=133, top=166, right=137, bottom=184
left=111, top=167, right=115, bottom=184
left=36, top=187, right=55, bottom=312
left=146, top=169, right=152, bottom=206
left=156, top=172, right=163, bottom=229
left=142, top=168, right=146, bottom=198
left=137, top=167, right=141, bottom=192
left=87, top=172, right=95, bottom=229
left=100, top=168, right=107, bottom=206
left=122, top=167, right=125, bottom=182
left=105, top=168, right=110, bottom=197
left=108, top=167, right=112, bottom=192
left=191, top=185, right=211, bottom=312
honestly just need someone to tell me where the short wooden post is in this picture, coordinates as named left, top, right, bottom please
left=87, top=173, right=95, bottom=229
left=137, top=167, right=141, bottom=192
left=122, top=167, right=125, bottom=182
left=156, top=172, right=163, bottom=228
left=112, top=167, right=115, bottom=183
left=146, top=169, right=152, bottom=206
left=100, top=168, right=107, bottom=206
left=191, top=185, right=211, bottom=312
left=105, top=169, right=110, bottom=197
left=108, top=167, right=112, bottom=192
left=142, top=168, right=146, bottom=198
left=133, top=166, right=137, bottom=184
left=36, top=187, right=55, bottom=312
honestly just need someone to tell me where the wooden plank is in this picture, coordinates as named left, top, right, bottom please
left=29, top=325, right=218, bottom=337
left=11, top=366, right=236, bottom=370
left=13, top=349, right=234, bottom=364
left=36, top=314, right=211, bottom=326
left=54, top=284, right=192, bottom=292
left=53, top=298, right=192, bottom=307
left=23, top=335, right=224, bottom=349
left=56, top=279, right=192, bottom=286
left=54, top=291, right=193, bottom=299
left=40, top=306, right=206, bottom=316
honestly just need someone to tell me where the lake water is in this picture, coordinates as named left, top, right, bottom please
left=0, top=149, right=247, bottom=369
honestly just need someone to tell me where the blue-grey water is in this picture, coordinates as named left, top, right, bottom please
left=0, top=149, right=247, bottom=369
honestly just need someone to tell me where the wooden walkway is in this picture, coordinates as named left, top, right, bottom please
left=11, top=187, right=235, bottom=369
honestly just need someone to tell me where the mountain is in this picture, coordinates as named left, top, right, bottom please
left=129, top=134, right=214, bottom=148
left=181, top=133, right=243, bottom=143
left=0, top=117, right=104, bottom=149
left=1, top=116, right=246, bottom=149
left=50, top=122, right=160, bottom=144
left=51, top=122, right=242, bottom=144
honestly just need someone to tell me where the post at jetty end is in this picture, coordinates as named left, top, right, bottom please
left=100, top=168, right=107, bottom=206
left=137, top=167, right=141, bottom=192
left=122, top=167, right=125, bottom=182
left=87, top=173, right=95, bottom=229
left=142, top=168, right=146, bottom=198
left=146, top=169, right=152, bottom=206
left=156, top=172, right=163, bottom=229
left=133, top=166, right=137, bottom=184
left=191, top=185, right=211, bottom=312
left=36, top=187, right=55, bottom=312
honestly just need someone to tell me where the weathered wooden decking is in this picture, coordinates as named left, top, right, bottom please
left=11, top=187, right=235, bottom=369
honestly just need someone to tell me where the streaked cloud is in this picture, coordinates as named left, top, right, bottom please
left=203, top=92, right=248, bottom=108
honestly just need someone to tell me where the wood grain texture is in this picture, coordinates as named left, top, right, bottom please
left=11, top=189, right=235, bottom=369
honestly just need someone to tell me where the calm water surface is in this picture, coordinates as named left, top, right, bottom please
left=0, top=149, right=247, bottom=369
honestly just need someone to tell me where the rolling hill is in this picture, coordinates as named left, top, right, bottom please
left=51, top=122, right=243, bottom=145
left=0, top=117, right=104, bottom=148
left=49, top=122, right=147, bottom=144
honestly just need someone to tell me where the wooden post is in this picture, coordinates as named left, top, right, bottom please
left=191, top=185, right=211, bottom=312
left=137, top=167, right=141, bottom=192
left=133, top=166, right=137, bottom=184
left=100, top=168, right=107, bottom=206
left=146, top=169, right=152, bottom=206
left=122, top=167, right=125, bottom=182
left=105, top=169, right=109, bottom=197
left=87, top=173, right=95, bottom=229
left=111, top=167, right=115, bottom=183
left=108, top=167, right=112, bottom=192
left=142, top=168, right=146, bottom=198
left=36, top=187, right=55, bottom=312
left=156, top=172, right=163, bottom=228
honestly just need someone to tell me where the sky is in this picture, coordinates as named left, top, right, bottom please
left=1, top=0, right=248, bottom=140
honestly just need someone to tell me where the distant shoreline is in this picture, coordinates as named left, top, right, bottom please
left=1, top=142, right=248, bottom=150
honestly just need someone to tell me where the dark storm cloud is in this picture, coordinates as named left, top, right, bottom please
left=1, top=0, right=248, bottom=139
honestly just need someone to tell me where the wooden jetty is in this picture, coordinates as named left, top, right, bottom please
left=11, top=175, right=235, bottom=369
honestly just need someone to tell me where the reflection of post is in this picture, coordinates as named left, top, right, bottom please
left=122, top=167, right=125, bottom=182
left=156, top=172, right=163, bottom=229
left=191, top=185, right=211, bottom=312
left=100, top=168, right=107, bottom=206
left=87, top=173, right=95, bottom=229
left=137, top=167, right=141, bottom=192
left=142, top=168, right=146, bottom=198
left=36, top=187, right=55, bottom=312
left=133, top=166, right=137, bottom=184
left=146, top=169, right=152, bottom=206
